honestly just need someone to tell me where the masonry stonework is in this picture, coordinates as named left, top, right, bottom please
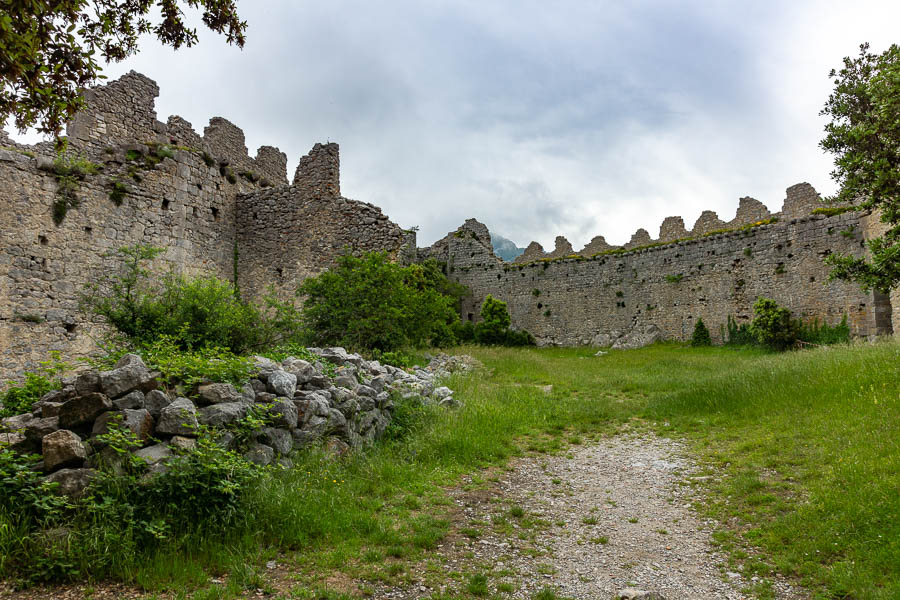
left=0, top=73, right=413, bottom=377
left=426, top=189, right=893, bottom=346
left=1, top=72, right=895, bottom=379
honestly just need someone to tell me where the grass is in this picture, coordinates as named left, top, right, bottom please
left=2, top=341, right=898, bottom=599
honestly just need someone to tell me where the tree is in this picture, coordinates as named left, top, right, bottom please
left=749, top=297, right=800, bottom=351
left=821, top=43, right=900, bottom=293
left=297, top=252, right=459, bottom=353
left=690, top=318, right=711, bottom=347
left=1, top=0, right=246, bottom=137
left=474, top=295, right=511, bottom=345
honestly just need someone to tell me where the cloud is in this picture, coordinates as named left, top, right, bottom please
left=8, top=0, right=900, bottom=249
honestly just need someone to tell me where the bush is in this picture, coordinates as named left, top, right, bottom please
left=504, top=328, right=536, bottom=346
left=298, top=252, right=461, bottom=352
left=472, top=295, right=535, bottom=347
left=749, top=297, right=801, bottom=351
left=691, top=318, right=712, bottom=347
left=80, top=245, right=304, bottom=353
left=799, top=315, right=851, bottom=345
left=369, top=349, right=417, bottom=369
left=723, top=315, right=757, bottom=347
left=474, top=295, right=511, bottom=345
left=451, top=321, right=476, bottom=344
left=0, top=352, right=69, bottom=418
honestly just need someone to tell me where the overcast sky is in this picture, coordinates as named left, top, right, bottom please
left=9, top=1, right=900, bottom=248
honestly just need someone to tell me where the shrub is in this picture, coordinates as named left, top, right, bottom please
left=369, top=349, right=417, bottom=369
left=799, top=315, right=851, bottom=345
left=451, top=321, right=476, bottom=344
left=80, top=245, right=304, bottom=353
left=749, top=297, right=800, bottom=351
left=382, top=393, right=435, bottom=442
left=504, top=328, right=536, bottom=346
left=140, top=336, right=254, bottom=388
left=87, top=423, right=264, bottom=544
left=0, top=352, right=69, bottom=418
left=474, top=295, right=510, bottom=345
left=723, top=315, right=757, bottom=346
left=473, top=295, right=534, bottom=347
left=691, top=318, right=712, bottom=347
left=298, top=252, right=460, bottom=352
left=0, top=441, right=69, bottom=521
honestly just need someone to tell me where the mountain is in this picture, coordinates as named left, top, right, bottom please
left=492, top=233, right=525, bottom=262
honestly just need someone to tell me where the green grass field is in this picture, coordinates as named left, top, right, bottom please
left=3, top=341, right=898, bottom=599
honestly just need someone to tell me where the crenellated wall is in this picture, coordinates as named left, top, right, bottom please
left=0, top=73, right=412, bottom=378
left=236, top=144, right=414, bottom=302
left=427, top=186, right=894, bottom=346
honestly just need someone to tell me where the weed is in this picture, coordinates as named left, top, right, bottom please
left=108, top=179, right=128, bottom=206
left=812, top=205, right=854, bottom=217
left=466, top=573, right=489, bottom=596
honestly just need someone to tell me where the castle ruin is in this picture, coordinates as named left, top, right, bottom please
left=0, top=72, right=895, bottom=376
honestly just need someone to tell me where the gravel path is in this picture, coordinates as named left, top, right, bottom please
left=383, top=433, right=806, bottom=600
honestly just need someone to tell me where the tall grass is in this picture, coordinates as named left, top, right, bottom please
left=2, top=341, right=897, bottom=599
left=645, top=342, right=900, bottom=598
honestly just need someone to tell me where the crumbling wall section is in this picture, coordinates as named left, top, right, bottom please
left=236, top=143, right=413, bottom=303
left=1, top=73, right=402, bottom=379
left=433, top=193, right=887, bottom=345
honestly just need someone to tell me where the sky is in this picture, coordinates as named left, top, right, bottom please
left=9, top=1, right=900, bottom=248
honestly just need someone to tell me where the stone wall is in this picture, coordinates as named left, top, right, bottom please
left=427, top=188, right=892, bottom=345
left=0, top=73, right=411, bottom=378
left=236, top=144, right=414, bottom=303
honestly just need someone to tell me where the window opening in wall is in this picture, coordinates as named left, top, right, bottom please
left=64, top=323, right=77, bottom=334
left=275, top=267, right=283, bottom=278
left=38, top=235, right=48, bottom=245
left=211, top=207, right=219, bottom=221
left=467, top=313, right=474, bottom=322
left=84, top=226, right=92, bottom=235
left=162, top=199, right=170, bottom=210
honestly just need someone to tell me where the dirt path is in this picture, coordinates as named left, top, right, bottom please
left=2, top=433, right=808, bottom=599
left=379, top=433, right=806, bottom=600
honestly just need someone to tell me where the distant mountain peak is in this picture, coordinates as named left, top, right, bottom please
left=492, top=233, right=525, bottom=262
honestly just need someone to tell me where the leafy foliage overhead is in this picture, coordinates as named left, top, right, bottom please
left=0, top=0, right=246, bottom=136
left=821, top=43, right=900, bottom=292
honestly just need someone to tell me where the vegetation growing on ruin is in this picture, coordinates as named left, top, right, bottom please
left=108, top=178, right=128, bottom=206
left=0, top=352, right=68, bottom=418
left=80, top=245, right=305, bottom=354
left=811, top=205, right=854, bottom=217
left=47, top=150, right=102, bottom=225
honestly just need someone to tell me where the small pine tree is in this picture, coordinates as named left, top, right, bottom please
left=749, top=297, right=800, bottom=351
left=691, top=318, right=712, bottom=347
